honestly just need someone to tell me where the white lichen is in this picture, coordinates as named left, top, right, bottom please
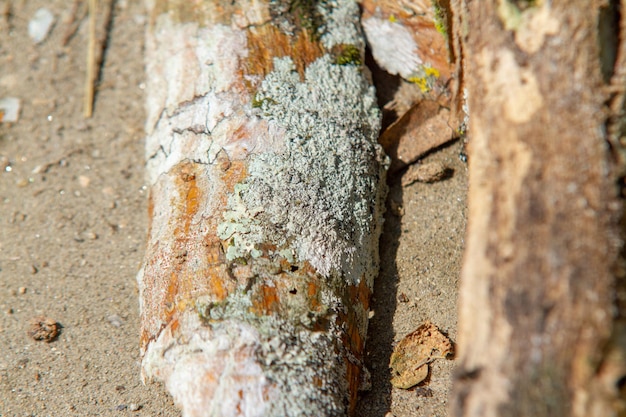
left=317, top=0, right=364, bottom=50
left=218, top=55, right=387, bottom=284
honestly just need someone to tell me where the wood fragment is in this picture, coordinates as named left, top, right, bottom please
left=379, top=100, right=456, bottom=173
left=401, top=160, right=448, bottom=186
left=361, top=0, right=453, bottom=98
left=139, top=1, right=388, bottom=416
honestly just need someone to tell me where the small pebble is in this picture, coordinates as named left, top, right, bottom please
left=78, top=175, right=90, bottom=188
left=398, top=293, right=409, bottom=303
left=115, top=404, right=127, bottom=411
left=389, top=199, right=404, bottom=217
left=107, top=314, right=124, bottom=327
left=0, top=97, right=21, bottom=123
left=129, top=404, right=141, bottom=411
left=28, top=8, right=55, bottom=44
left=29, top=316, right=60, bottom=342
left=18, top=287, right=27, bottom=295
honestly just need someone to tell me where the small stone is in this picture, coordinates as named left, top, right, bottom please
left=107, top=314, right=124, bottom=327
left=413, top=387, right=433, bottom=397
left=114, top=404, right=127, bottom=411
left=389, top=199, right=404, bottom=217
left=0, top=97, right=21, bottom=123
left=29, top=316, right=60, bottom=342
left=78, top=175, right=90, bottom=188
left=28, top=8, right=55, bottom=44
left=18, top=287, right=27, bottom=295
left=129, top=404, right=141, bottom=411
left=398, top=292, right=409, bottom=303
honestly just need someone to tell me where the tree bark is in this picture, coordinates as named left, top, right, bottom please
left=138, top=1, right=387, bottom=416
left=451, top=1, right=626, bottom=416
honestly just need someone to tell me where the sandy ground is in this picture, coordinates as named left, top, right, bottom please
left=0, top=2, right=466, bottom=416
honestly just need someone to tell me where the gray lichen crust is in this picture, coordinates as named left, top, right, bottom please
left=194, top=289, right=348, bottom=416
left=217, top=54, right=387, bottom=284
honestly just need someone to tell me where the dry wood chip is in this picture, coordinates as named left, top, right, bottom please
left=401, top=161, right=448, bottom=186
left=29, top=316, right=60, bottom=343
left=389, top=321, right=453, bottom=389
left=379, top=101, right=456, bottom=173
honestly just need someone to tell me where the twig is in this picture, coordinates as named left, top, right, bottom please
left=83, top=0, right=96, bottom=118
left=83, top=0, right=115, bottom=118
left=61, top=0, right=85, bottom=47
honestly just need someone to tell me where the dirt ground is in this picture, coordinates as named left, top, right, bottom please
left=0, top=2, right=466, bottom=416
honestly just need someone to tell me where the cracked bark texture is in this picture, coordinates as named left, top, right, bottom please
left=138, top=1, right=387, bottom=416
left=450, top=1, right=626, bottom=417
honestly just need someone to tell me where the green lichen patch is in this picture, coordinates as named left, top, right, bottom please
left=432, top=0, right=448, bottom=38
left=332, top=43, right=362, bottom=65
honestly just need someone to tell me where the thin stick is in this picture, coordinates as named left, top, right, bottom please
left=61, top=0, right=85, bottom=47
left=84, top=0, right=96, bottom=118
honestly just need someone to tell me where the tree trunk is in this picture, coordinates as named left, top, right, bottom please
left=451, top=1, right=626, bottom=416
left=138, top=1, right=387, bottom=416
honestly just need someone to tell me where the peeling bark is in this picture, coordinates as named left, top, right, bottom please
left=451, top=1, right=626, bottom=416
left=138, top=1, right=387, bottom=416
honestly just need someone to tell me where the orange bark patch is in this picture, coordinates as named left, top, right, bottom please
left=220, top=160, right=247, bottom=197
left=244, top=25, right=324, bottom=82
left=307, top=281, right=320, bottom=309
left=251, top=284, right=281, bottom=315
left=348, top=277, right=371, bottom=312
left=171, top=162, right=202, bottom=237
left=170, top=317, right=180, bottom=333
left=209, top=269, right=228, bottom=301
left=346, top=359, right=361, bottom=415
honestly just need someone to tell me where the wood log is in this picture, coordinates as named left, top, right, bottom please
left=138, top=0, right=387, bottom=416
left=450, top=1, right=626, bottom=416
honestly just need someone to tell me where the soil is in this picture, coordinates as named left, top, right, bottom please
left=0, top=2, right=466, bottom=416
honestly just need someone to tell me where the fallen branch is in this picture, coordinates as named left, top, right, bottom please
left=138, top=1, right=387, bottom=416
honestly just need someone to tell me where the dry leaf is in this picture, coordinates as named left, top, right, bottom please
left=390, top=321, right=453, bottom=389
